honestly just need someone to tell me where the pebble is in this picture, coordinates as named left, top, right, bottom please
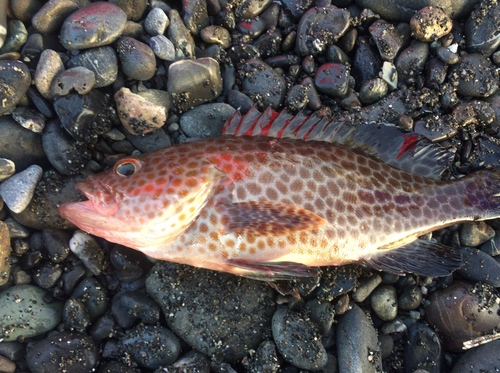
left=369, top=19, right=403, bottom=61
left=451, top=53, right=499, bottom=98
left=450, top=339, right=500, bottom=373
left=34, top=49, right=65, bottom=100
left=0, top=355, right=16, bottom=373
left=460, top=221, right=495, bottom=246
left=0, top=60, right=31, bottom=115
left=351, top=273, right=382, bottom=302
left=336, top=303, right=382, bottom=372
left=146, top=262, right=275, bottom=361
left=26, top=331, right=98, bottom=372
left=51, top=66, right=95, bottom=96
left=359, top=78, right=389, bottom=104
left=272, top=306, right=328, bottom=370
left=33, top=262, right=63, bottom=288
left=200, top=25, right=231, bottom=49
left=352, top=36, right=383, bottom=90
left=11, top=107, right=46, bottom=133
left=149, top=34, right=175, bottom=61
left=144, top=7, right=169, bottom=36
left=180, top=103, right=236, bottom=138
left=370, top=284, right=398, bottom=321
left=0, top=284, right=63, bottom=341
left=0, top=158, right=15, bottom=182
left=0, top=19, right=28, bottom=54
left=410, top=6, right=452, bottom=42
left=425, top=281, right=500, bottom=351
left=404, top=323, right=442, bottom=373
left=71, top=277, right=109, bottom=321
left=398, top=285, right=423, bottom=310
left=0, top=164, right=42, bottom=213
left=67, top=46, right=118, bottom=88
left=479, top=234, right=500, bottom=256
left=42, top=227, right=71, bottom=263
left=62, top=297, right=91, bottom=329
left=116, top=36, right=156, bottom=81
left=436, top=45, right=460, bottom=64
left=314, top=63, right=350, bottom=98
left=124, top=126, right=172, bottom=152
left=167, top=9, right=195, bottom=60
left=111, top=290, right=160, bottom=328
left=295, top=7, right=350, bottom=56
left=458, top=247, right=500, bottom=287
left=109, top=0, right=147, bottom=21
left=0, top=221, right=10, bottom=286
left=69, top=230, right=106, bottom=276
left=396, top=40, right=429, bottom=84
left=183, top=0, right=208, bottom=35
left=465, top=0, right=500, bottom=56
left=120, top=324, right=181, bottom=369
left=109, top=245, right=153, bottom=283
left=60, top=2, right=127, bottom=50
left=31, top=0, right=80, bottom=34
left=168, top=57, right=223, bottom=113
left=89, top=314, right=115, bottom=342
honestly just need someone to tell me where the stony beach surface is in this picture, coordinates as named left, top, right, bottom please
left=1, top=0, right=500, bottom=372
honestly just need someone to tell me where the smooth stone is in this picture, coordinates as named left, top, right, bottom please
left=337, top=303, right=382, bottom=373
left=460, top=221, right=495, bottom=247
left=34, top=49, right=65, bottom=100
left=371, top=284, right=398, bottom=321
left=200, top=25, right=231, bottom=49
left=404, top=323, right=442, bottom=373
left=451, top=54, right=499, bottom=98
left=60, top=2, right=127, bottom=50
left=425, top=57, right=448, bottom=90
left=306, top=299, right=335, bottom=336
left=255, top=30, right=283, bottom=58
left=116, top=36, right=156, bottom=80
left=272, top=307, right=328, bottom=370
left=33, top=262, right=63, bottom=288
left=31, top=0, right=80, bottom=34
left=286, top=84, right=310, bottom=112
left=124, top=126, right=172, bottom=152
left=281, top=0, right=313, bottom=19
left=109, top=245, right=153, bottom=282
left=62, top=298, right=91, bottom=329
left=314, top=265, right=361, bottom=301
left=11, top=107, right=46, bottom=133
left=72, top=277, right=109, bottom=321
left=0, top=221, right=10, bottom=286
left=450, top=339, right=500, bottom=372
left=89, top=314, right=115, bottom=342
left=369, top=19, right=403, bottom=61
left=144, top=7, right=169, bottom=36
left=354, top=0, right=478, bottom=22
left=111, top=290, right=160, bottom=328
left=69, top=230, right=106, bottom=276
left=458, top=247, right=500, bottom=287
left=26, top=331, right=98, bottom=372
left=42, top=227, right=71, bottom=263
left=241, top=58, right=286, bottom=109
left=315, top=63, right=350, bottom=98
left=410, top=6, right=452, bottom=42
left=398, top=285, right=423, bottom=310
left=168, top=57, right=223, bottom=113
left=436, top=45, right=460, bottom=64
left=149, top=34, right=175, bottom=61
left=109, top=0, right=148, bottom=21
left=0, top=19, right=28, bottom=54
left=26, top=87, right=56, bottom=118
left=5, top=217, right=31, bottom=238
left=114, top=87, right=169, bottom=135
left=0, top=60, right=31, bottom=115
left=228, top=90, right=254, bottom=114
left=183, top=0, right=208, bottom=35
left=0, top=285, right=63, bottom=341
left=425, top=281, right=500, bottom=351
left=51, top=66, right=95, bottom=96
left=146, top=262, right=275, bottom=362
left=359, top=78, right=389, bottom=105
left=234, top=0, right=272, bottom=18
left=396, top=40, right=429, bottom=84
left=351, top=36, right=383, bottom=90
left=121, top=324, right=181, bottom=369
left=67, top=46, right=118, bottom=88
left=0, top=165, right=42, bottom=213
left=351, top=273, right=382, bottom=302
left=0, top=158, right=15, bottom=182
left=9, top=0, right=44, bottom=23
left=465, top=0, right=500, bottom=56
left=296, top=7, right=350, bottom=56
left=480, top=234, right=500, bottom=256
left=245, top=341, right=279, bottom=373
left=180, top=103, right=236, bottom=138
left=167, top=9, right=195, bottom=60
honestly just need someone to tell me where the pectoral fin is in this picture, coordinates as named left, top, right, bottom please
left=215, top=201, right=327, bottom=236
left=227, top=259, right=319, bottom=279
left=362, top=239, right=462, bottom=277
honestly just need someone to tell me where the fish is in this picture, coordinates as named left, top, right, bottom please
left=59, top=134, right=500, bottom=280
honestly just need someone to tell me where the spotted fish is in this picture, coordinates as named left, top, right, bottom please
left=59, top=135, right=500, bottom=279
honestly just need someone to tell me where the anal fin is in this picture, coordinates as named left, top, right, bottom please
left=362, top=239, right=462, bottom=277
left=227, top=259, right=318, bottom=279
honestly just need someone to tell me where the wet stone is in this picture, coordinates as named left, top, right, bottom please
left=240, top=57, right=285, bottom=108
left=306, top=299, right=335, bottom=336
left=183, top=0, right=208, bottom=35
left=124, top=126, right=172, bottom=152
left=69, top=230, right=106, bottom=276
left=0, top=221, right=10, bottom=286
left=0, top=60, right=31, bottom=116
left=114, top=87, right=169, bottom=135
left=62, top=297, right=91, bottom=330
left=12, top=107, right=46, bottom=133
left=479, top=234, right=500, bottom=256
left=396, top=40, right=429, bottom=84
left=295, top=7, right=350, bottom=56
left=425, top=281, right=500, bottom=351
left=450, top=339, right=500, bottom=373
left=327, top=45, right=351, bottom=65
left=116, top=36, right=156, bottom=81
left=0, top=284, right=63, bottom=341
left=370, top=284, right=398, bottom=321
left=111, top=290, right=160, bottom=328
left=168, top=57, right=223, bottom=113
left=42, top=228, right=71, bottom=263
left=168, top=9, right=195, bottom=59
left=34, top=49, right=65, bottom=100
left=51, top=66, right=95, bottom=96
left=180, top=103, right=236, bottom=138
left=61, top=265, right=86, bottom=294
left=89, top=314, right=115, bottom=342
left=110, top=245, right=153, bottom=283
left=337, top=303, right=382, bottom=373
left=60, top=2, right=127, bottom=50
left=465, top=0, right=500, bottom=56
left=352, top=37, right=383, bottom=90
left=287, top=84, right=310, bottom=112
left=0, top=165, right=42, bottom=213
left=67, top=46, right=118, bottom=88
left=351, top=273, right=382, bottom=302
left=109, top=0, right=147, bottom=21
left=272, top=306, right=328, bottom=370
left=144, top=7, right=169, bottom=36
left=31, top=0, right=80, bottom=34
left=460, top=221, right=495, bottom=247
left=359, top=78, right=389, bottom=105
left=398, top=285, right=423, bottom=310
left=410, top=6, right=452, bottom=42
left=9, top=0, right=45, bottom=23
left=33, top=262, right=63, bottom=288
left=26, top=331, right=98, bottom=372
left=0, top=159, right=15, bottom=182
left=458, top=247, right=500, bottom=287
left=369, top=19, right=403, bottom=61
left=436, top=46, right=460, bottom=65
left=404, top=323, right=442, bottom=373
left=314, top=265, right=361, bottom=301
left=71, top=277, right=109, bottom=321
left=451, top=53, right=499, bottom=98
left=120, top=324, right=181, bottom=369
left=146, top=262, right=275, bottom=362
left=315, top=63, right=350, bottom=98
left=245, top=340, right=279, bottom=373
left=200, top=25, right=231, bottom=49
left=0, top=19, right=28, bottom=54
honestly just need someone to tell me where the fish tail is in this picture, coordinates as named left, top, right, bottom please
left=461, top=168, right=500, bottom=221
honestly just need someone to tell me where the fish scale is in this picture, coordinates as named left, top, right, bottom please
left=60, top=135, right=500, bottom=279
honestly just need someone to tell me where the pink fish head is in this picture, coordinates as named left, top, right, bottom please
left=59, top=147, right=224, bottom=249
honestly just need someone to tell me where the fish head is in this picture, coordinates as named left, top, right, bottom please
left=59, top=147, right=224, bottom=248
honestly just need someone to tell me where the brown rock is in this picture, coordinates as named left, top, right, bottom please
left=0, top=221, right=11, bottom=286
left=410, top=6, right=452, bottom=42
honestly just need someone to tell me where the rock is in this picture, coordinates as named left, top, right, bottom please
left=426, top=281, right=500, bottom=351
left=359, top=78, right=389, bottom=105
left=0, top=165, right=42, bottom=213
left=352, top=36, right=383, bottom=90
left=337, top=303, right=382, bottom=372
left=410, top=6, right=453, bottom=42
left=351, top=273, right=382, bottom=302
left=0, top=285, right=63, bottom=341
left=450, top=339, right=500, bottom=372
left=149, top=34, right=175, bottom=61
left=34, top=49, right=65, bottom=100
left=71, top=277, right=109, bottom=321
left=398, top=285, right=423, bottom=310
left=295, top=7, right=350, bottom=56
left=67, top=46, right=118, bottom=88
left=167, top=9, right=195, bottom=59
left=272, top=306, right=328, bottom=370
left=371, top=284, right=398, bottom=321
left=404, top=323, right=442, bottom=373
left=111, top=290, right=160, bottom=328
left=144, top=7, right=169, bottom=36
left=183, top=0, right=208, bottom=35
left=124, top=126, right=172, bottom=152
left=11, top=107, right=46, bottom=133
left=451, top=54, right=499, bottom=98
left=146, top=262, right=275, bottom=362
left=109, top=245, right=153, bottom=282
left=69, top=230, right=107, bottom=276
left=369, top=19, right=403, bottom=60
left=0, top=60, right=31, bottom=115
left=26, top=331, right=98, bottom=372
left=200, top=25, right=231, bottom=49
left=0, top=221, right=10, bottom=286
left=116, top=36, right=156, bottom=80
left=60, top=2, right=126, bottom=50
left=62, top=298, right=91, bottom=330
left=465, top=0, right=500, bottom=56
left=168, top=57, right=223, bottom=113
left=458, top=247, right=500, bottom=287
left=108, top=0, right=147, bottom=21
left=460, top=221, right=495, bottom=246
left=0, top=158, right=15, bottom=182
left=31, top=0, right=80, bottom=34
left=315, top=63, right=350, bottom=98
left=396, top=40, right=429, bottom=84
left=180, top=103, right=236, bottom=138
left=51, top=66, right=95, bottom=96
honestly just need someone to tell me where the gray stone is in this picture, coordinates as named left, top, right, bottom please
left=150, top=34, right=175, bottom=61
left=180, top=103, right=236, bottom=138
left=0, top=165, right=42, bottom=213
left=371, top=284, right=398, bottom=321
left=460, top=221, right=495, bottom=247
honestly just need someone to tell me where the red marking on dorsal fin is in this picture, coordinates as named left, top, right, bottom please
left=254, top=106, right=279, bottom=137
left=397, top=134, right=419, bottom=159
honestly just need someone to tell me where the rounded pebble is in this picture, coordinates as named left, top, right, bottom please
left=0, top=165, right=42, bottom=213
left=180, top=103, right=236, bottom=138
left=67, top=46, right=118, bottom=88
left=149, top=34, right=175, bottom=61
left=51, top=66, right=95, bottom=96
left=315, top=63, right=350, bottom=98
left=465, top=0, right=500, bottom=56
left=31, top=0, right=80, bottom=34
left=450, top=339, right=500, bottom=373
left=116, top=36, right=156, bottom=80
left=404, top=323, right=442, bottom=373
left=410, top=6, right=452, bottom=42
left=111, top=290, right=160, bottom=328
left=370, top=284, right=398, bottom=321
left=144, top=7, right=169, bottom=36
left=0, top=60, right=31, bottom=115
left=451, top=53, right=499, bottom=98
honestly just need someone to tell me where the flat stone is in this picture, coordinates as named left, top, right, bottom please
left=0, top=165, right=42, bottom=213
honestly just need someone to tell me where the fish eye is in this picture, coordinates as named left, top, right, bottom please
left=113, top=158, right=143, bottom=177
